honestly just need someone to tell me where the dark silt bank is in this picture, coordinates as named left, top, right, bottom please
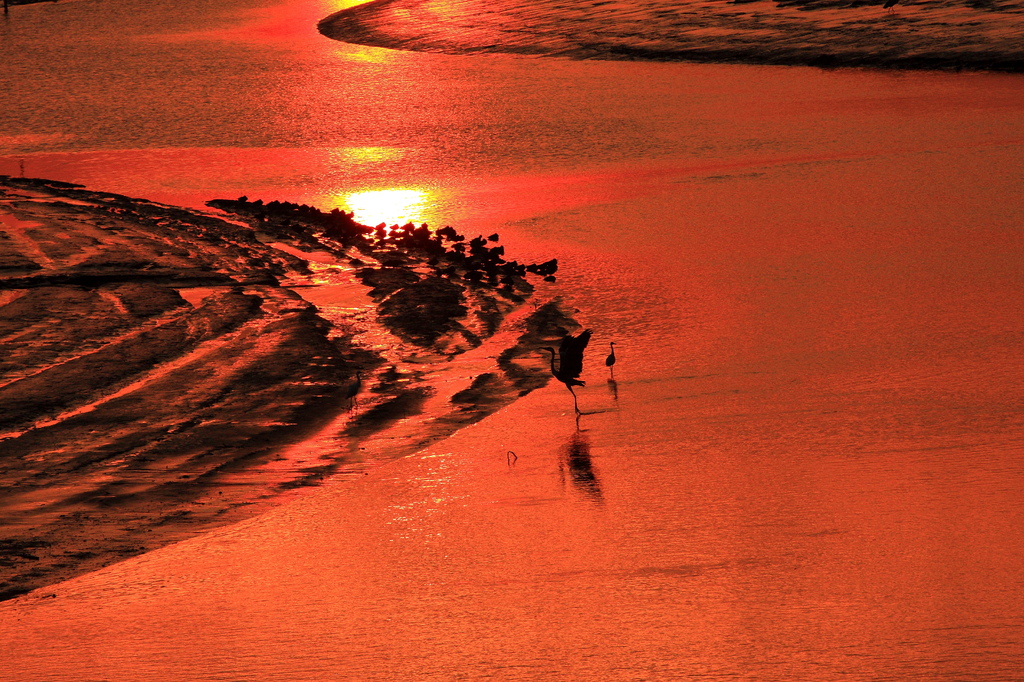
left=0, top=176, right=579, bottom=601
left=319, top=0, right=1024, bottom=72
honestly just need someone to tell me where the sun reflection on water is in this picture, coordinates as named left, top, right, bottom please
left=332, top=146, right=404, bottom=165
left=333, top=45, right=395, bottom=63
left=341, top=188, right=434, bottom=227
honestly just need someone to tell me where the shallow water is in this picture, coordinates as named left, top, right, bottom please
left=2, top=0, right=1024, bottom=678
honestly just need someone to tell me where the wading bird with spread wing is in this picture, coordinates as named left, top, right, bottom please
left=544, top=330, right=592, bottom=414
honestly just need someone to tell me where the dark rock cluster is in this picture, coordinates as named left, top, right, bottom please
left=207, top=196, right=559, bottom=294
left=208, top=195, right=564, bottom=351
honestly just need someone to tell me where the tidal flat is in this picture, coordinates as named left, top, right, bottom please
left=320, top=0, right=1024, bottom=72
left=0, top=176, right=577, bottom=601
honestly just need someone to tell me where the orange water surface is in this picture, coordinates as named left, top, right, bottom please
left=1, top=0, right=1023, bottom=679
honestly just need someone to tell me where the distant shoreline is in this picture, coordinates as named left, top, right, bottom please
left=3, top=0, right=60, bottom=7
left=319, top=0, right=1024, bottom=73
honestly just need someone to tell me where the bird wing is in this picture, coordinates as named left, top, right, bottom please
left=558, top=329, right=592, bottom=381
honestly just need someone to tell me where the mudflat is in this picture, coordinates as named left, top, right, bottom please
left=319, top=0, right=1024, bottom=71
left=0, top=177, right=576, bottom=601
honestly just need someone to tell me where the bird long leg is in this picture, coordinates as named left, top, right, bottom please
left=568, top=385, right=580, bottom=414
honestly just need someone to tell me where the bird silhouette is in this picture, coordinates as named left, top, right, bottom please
left=883, top=0, right=898, bottom=12
left=605, top=341, right=616, bottom=379
left=543, top=330, right=592, bottom=414
left=344, top=371, right=362, bottom=409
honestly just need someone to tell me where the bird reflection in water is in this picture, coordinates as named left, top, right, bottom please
left=560, top=430, right=602, bottom=502
left=607, top=378, right=618, bottom=401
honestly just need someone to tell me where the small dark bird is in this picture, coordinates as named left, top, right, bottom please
left=344, top=371, right=362, bottom=409
left=605, top=341, right=616, bottom=378
left=883, top=0, right=898, bottom=12
left=544, top=330, right=592, bottom=414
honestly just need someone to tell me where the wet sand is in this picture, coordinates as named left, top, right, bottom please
left=319, top=0, right=1024, bottom=71
left=0, top=176, right=577, bottom=601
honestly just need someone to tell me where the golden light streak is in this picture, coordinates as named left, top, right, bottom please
left=341, top=188, right=433, bottom=228
left=331, top=147, right=404, bottom=165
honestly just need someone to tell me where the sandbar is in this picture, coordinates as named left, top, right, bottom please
left=0, top=176, right=577, bottom=600
left=320, top=0, right=1024, bottom=72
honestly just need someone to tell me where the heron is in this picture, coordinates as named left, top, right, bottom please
left=543, top=330, right=592, bottom=414
left=605, top=341, right=616, bottom=379
left=344, top=371, right=362, bottom=409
